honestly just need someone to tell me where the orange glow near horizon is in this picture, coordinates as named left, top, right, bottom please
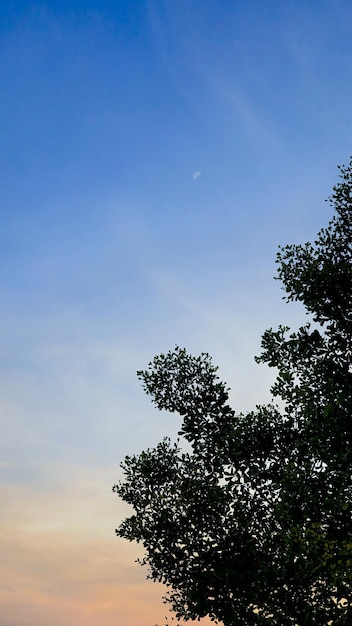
left=0, top=473, right=216, bottom=626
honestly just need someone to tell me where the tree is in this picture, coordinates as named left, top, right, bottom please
left=113, top=159, right=352, bottom=625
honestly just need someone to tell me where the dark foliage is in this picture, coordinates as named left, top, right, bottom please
left=113, top=160, right=352, bottom=625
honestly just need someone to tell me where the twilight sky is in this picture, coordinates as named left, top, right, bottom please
left=1, top=1, right=352, bottom=625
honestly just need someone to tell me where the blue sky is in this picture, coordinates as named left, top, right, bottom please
left=1, top=1, right=352, bottom=624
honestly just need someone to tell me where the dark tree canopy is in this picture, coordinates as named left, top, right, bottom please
left=113, top=160, right=352, bottom=625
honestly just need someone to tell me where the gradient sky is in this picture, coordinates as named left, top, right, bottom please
left=2, top=1, right=352, bottom=625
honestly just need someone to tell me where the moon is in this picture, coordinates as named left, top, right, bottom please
left=193, top=170, right=201, bottom=180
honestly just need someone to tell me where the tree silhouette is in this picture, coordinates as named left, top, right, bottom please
left=114, top=159, right=352, bottom=625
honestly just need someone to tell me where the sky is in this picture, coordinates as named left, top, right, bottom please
left=1, top=1, right=352, bottom=624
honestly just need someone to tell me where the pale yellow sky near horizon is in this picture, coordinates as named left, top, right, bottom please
left=0, top=467, right=216, bottom=626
